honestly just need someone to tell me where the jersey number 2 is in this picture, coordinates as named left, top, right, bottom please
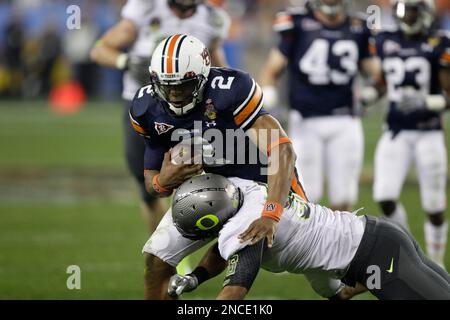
left=299, top=39, right=359, bottom=85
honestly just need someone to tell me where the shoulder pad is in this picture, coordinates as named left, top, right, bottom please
left=129, top=86, right=157, bottom=138
left=273, top=10, right=296, bottom=32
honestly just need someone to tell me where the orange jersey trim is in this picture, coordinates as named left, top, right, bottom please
left=291, top=174, right=308, bottom=202
left=234, top=84, right=263, bottom=126
left=166, top=34, right=182, bottom=74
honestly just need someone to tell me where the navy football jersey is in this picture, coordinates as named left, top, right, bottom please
left=372, top=29, right=450, bottom=133
left=274, top=6, right=371, bottom=117
left=129, top=67, right=308, bottom=200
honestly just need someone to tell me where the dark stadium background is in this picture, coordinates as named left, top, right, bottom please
left=0, top=0, right=449, bottom=299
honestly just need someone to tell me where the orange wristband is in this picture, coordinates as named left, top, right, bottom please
left=152, top=174, right=171, bottom=194
left=267, top=137, right=292, bottom=156
left=261, top=201, right=284, bottom=222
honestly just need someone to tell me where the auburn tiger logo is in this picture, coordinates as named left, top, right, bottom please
left=201, top=47, right=211, bottom=66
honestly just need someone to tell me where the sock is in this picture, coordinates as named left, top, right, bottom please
left=385, top=203, right=409, bottom=231
left=424, top=220, right=448, bottom=269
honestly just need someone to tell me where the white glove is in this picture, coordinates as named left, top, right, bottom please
left=360, top=86, right=379, bottom=107
left=262, top=85, right=279, bottom=111
left=167, top=274, right=198, bottom=298
left=425, top=95, right=447, bottom=111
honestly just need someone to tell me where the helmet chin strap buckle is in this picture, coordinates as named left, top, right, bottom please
left=168, top=101, right=196, bottom=116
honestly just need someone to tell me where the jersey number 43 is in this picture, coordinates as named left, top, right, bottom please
left=300, top=39, right=359, bottom=85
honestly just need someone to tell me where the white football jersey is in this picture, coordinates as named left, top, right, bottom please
left=121, top=0, right=230, bottom=100
left=219, top=177, right=366, bottom=297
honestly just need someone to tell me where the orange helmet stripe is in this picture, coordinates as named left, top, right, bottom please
left=166, top=34, right=182, bottom=74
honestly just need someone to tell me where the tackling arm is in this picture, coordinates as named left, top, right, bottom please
left=217, top=240, right=265, bottom=300
left=239, top=115, right=297, bottom=247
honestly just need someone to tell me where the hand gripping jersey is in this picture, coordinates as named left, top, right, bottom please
left=121, top=0, right=230, bottom=100
left=218, top=177, right=365, bottom=297
left=274, top=6, right=371, bottom=117
left=129, top=67, right=308, bottom=199
left=371, top=29, right=450, bottom=133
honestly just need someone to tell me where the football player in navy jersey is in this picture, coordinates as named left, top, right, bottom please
left=90, top=0, right=230, bottom=235
left=260, top=0, right=376, bottom=212
left=365, top=0, right=450, bottom=268
left=131, top=35, right=307, bottom=299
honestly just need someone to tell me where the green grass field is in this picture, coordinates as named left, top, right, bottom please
left=0, top=100, right=448, bottom=299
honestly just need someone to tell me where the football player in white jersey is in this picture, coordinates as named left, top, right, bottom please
left=90, top=0, right=230, bottom=233
left=165, top=174, right=450, bottom=300
left=260, top=0, right=376, bottom=212
left=363, top=0, right=450, bottom=268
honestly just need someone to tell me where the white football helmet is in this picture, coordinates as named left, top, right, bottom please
left=149, top=34, right=211, bottom=116
left=391, top=0, right=435, bottom=35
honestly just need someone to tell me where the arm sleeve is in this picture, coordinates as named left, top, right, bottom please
left=222, top=240, right=264, bottom=290
left=304, top=271, right=345, bottom=298
left=143, top=139, right=166, bottom=171
left=232, top=73, right=268, bottom=131
left=121, top=0, right=154, bottom=27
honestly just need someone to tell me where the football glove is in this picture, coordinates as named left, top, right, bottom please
left=360, top=86, right=379, bottom=107
left=116, top=53, right=151, bottom=86
left=167, top=273, right=199, bottom=298
left=262, top=85, right=279, bottom=111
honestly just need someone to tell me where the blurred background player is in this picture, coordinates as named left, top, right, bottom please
left=90, top=0, right=230, bottom=234
left=260, top=0, right=375, bottom=211
left=367, top=0, right=449, bottom=268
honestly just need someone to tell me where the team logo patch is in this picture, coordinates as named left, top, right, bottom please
left=154, top=122, right=174, bottom=135
left=266, top=203, right=276, bottom=211
left=428, top=37, right=440, bottom=48
left=225, top=254, right=239, bottom=278
left=204, top=99, right=217, bottom=120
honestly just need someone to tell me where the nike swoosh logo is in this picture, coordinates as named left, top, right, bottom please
left=386, top=257, right=394, bottom=273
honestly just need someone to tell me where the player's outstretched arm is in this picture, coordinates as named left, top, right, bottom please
left=359, top=57, right=386, bottom=107
left=90, top=19, right=138, bottom=68
left=209, top=38, right=228, bottom=68
left=239, top=115, right=296, bottom=248
left=259, top=48, right=288, bottom=110
left=217, top=240, right=265, bottom=300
